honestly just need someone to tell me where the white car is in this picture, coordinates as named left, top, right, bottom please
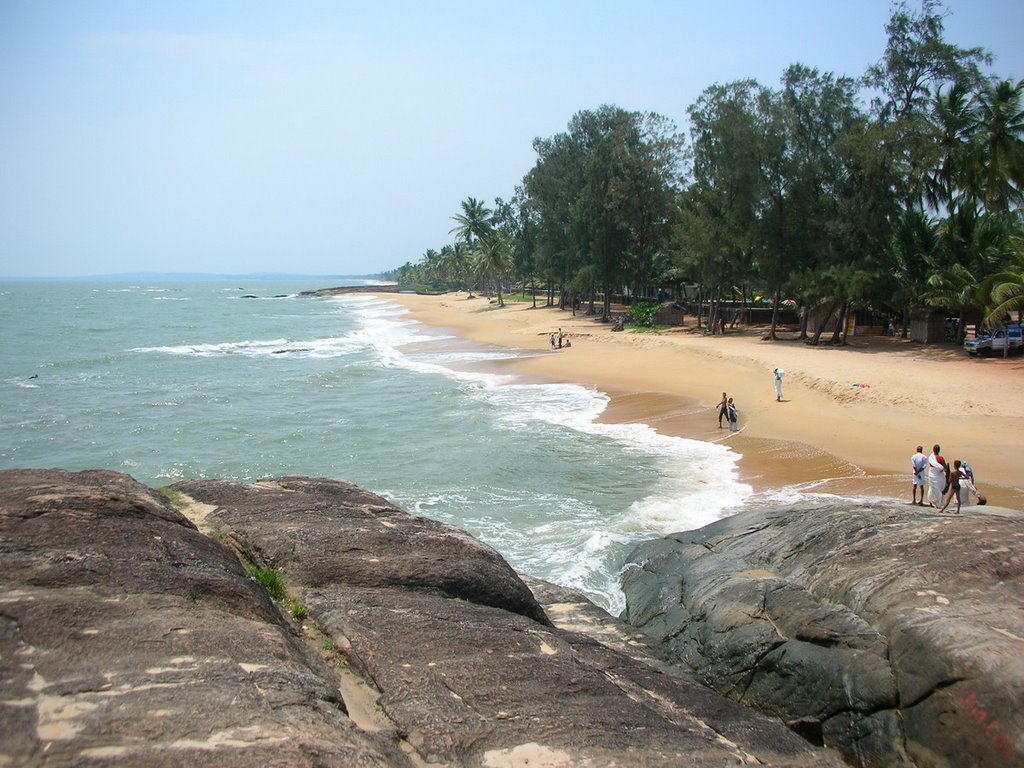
left=964, top=324, right=1023, bottom=356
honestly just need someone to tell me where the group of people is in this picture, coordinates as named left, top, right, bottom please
left=716, top=369, right=785, bottom=433
left=549, top=328, right=571, bottom=350
left=911, top=444, right=986, bottom=514
left=717, top=392, right=739, bottom=432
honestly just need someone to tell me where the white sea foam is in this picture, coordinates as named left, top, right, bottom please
left=342, top=296, right=755, bottom=611
left=132, top=334, right=362, bottom=359
left=354, top=297, right=752, bottom=533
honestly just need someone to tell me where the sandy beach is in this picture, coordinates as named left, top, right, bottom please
left=383, top=292, right=1024, bottom=511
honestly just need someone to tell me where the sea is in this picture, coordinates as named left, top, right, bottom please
left=1, top=277, right=764, bottom=615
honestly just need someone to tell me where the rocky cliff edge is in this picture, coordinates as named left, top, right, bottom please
left=0, top=469, right=839, bottom=767
left=621, top=500, right=1024, bottom=768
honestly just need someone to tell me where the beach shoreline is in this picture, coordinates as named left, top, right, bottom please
left=375, top=292, right=1024, bottom=510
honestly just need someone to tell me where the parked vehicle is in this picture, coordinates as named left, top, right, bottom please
left=964, top=323, right=1023, bottom=356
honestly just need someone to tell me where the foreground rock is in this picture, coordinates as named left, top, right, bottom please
left=620, top=501, right=1024, bottom=768
left=0, top=470, right=841, bottom=767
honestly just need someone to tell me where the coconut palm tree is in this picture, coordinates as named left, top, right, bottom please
left=971, top=78, right=1024, bottom=214
left=925, top=205, right=1013, bottom=341
left=440, top=242, right=474, bottom=297
left=924, top=81, right=976, bottom=212
left=449, top=197, right=495, bottom=248
left=982, top=235, right=1024, bottom=330
left=475, top=231, right=511, bottom=307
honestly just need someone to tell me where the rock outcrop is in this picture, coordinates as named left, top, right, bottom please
left=620, top=501, right=1024, bottom=768
left=0, top=469, right=841, bottom=767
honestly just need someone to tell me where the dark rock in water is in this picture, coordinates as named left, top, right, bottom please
left=299, top=285, right=401, bottom=297
left=620, top=501, right=1024, bottom=768
left=0, top=469, right=842, bottom=767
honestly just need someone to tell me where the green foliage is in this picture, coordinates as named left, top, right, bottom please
left=248, top=565, right=287, bottom=602
left=383, top=1, right=1023, bottom=342
left=156, top=486, right=185, bottom=508
left=626, top=301, right=662, bottom=328
left=246, top=564, right=309, bottom=623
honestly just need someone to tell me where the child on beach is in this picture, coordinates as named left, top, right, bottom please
left=939, top=460, right=965, bottom=514
left=727, top=398, right=739, bottom=433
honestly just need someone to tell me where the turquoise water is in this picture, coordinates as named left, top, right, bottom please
left=0, top=279, right=753, bottom=612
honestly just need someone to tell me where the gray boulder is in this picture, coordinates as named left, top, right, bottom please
left=620, top=501, right=1024, bottom=768
left=0, top=469, right=843, bottom=766
left=174, top=475, right=841, bottom=766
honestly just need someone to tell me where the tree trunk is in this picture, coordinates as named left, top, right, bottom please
left=830, top=302, right=847, bottom=345
left=839, top=302, right=852, bottom=345
left=809, top=301, right=839, bottom=345
left=767, top=290, right=781, bottom=340
left=798, top=304, right=810, bottom=340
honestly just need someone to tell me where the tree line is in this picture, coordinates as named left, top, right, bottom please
left=382, top=1, right=1024, bottom=344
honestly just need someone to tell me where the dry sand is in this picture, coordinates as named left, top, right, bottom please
left=381, top=292, right=1024, bottom=511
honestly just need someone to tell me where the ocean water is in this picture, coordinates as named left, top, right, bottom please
left=0, top=279, right=754, bottom=613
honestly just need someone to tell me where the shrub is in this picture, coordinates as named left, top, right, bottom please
left=156, top=486, right=185, bottom=508
left=627, top=301, right=662, bottom=329
left=248, top=565, right=287, bottom=601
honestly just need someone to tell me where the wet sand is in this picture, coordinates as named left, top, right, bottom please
left=381, top=292, right=1024, bottom=510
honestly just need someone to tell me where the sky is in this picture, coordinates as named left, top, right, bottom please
left=1, top=1, right=1022, bottom=279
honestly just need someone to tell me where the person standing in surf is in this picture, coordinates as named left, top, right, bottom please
left=718, top=392, right=728, bottom=428
left=727, top=397, right=739, bottom=433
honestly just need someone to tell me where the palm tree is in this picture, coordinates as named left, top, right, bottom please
left=440, top=242, right=474, bottom=297
left=449, top=197, right=494, bottom=248
left=475, top=231, right=511, bottom=307
left=887, top=208, right=940, bottom=335
left=971, top=78, right=1024, bottom=213
left=925, top=206, right=1012, bottom=342
left=982, top=235, right=1024, bottom=331
left=924, top=81, right=975, bottom=212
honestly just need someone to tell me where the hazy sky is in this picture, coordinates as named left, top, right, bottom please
left=2, top=1, right=1022, bottom=278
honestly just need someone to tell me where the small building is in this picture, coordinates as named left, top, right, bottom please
left=911, top=308, right=946, bottom=343
left=654, top=302, right=685, bottom=326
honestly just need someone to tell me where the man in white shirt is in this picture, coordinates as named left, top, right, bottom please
left=911, top=446, right=927, bottom=505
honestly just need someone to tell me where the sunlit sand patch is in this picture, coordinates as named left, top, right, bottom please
left=483, top=742, right=573, bottom=768
left=169, top=727, right=288, bottom=750
left=37, top=696, right=99, bottom=741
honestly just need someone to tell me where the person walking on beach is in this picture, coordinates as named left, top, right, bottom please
left=939, top=460, right=966, bottom=514
left=550, top=333, right=556, bottom=350
left=773, top=368, right=784, bottom=402
left=726, top=397, right=739, bottom=433
left=718, top=392, right=728, bottom=428
left=911, top=446, right=927, bottom=505
left=927, top=444, right=949, bottom=508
